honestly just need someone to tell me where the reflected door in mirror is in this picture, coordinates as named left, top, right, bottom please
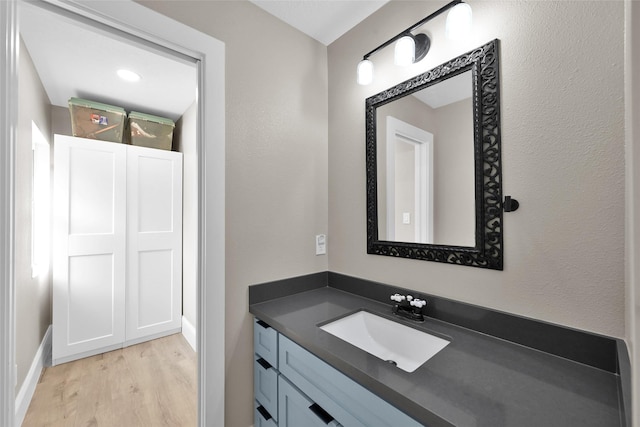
left=376, top=70, right=475, bottom=247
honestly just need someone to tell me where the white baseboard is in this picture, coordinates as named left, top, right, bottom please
left=182, top=315, right=197, bottom=352
left=15, top=324, right=52, bottom=427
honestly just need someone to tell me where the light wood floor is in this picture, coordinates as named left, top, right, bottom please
left=22, top=333, right=197, bottom=427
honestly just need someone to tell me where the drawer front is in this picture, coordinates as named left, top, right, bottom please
left=255, top=401, right=278, bottom=427
left=279, top=335, right=423, bottom=427
left=255, top=355, right=279, bottom=421
left=279, top=376, right=342, bottom=427
left=254, top=318, right=278, bottom=368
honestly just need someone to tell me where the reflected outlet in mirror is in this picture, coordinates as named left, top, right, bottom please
left=320, top=311, right=449, bottom=372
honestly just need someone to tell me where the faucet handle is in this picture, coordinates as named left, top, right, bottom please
left=410, top=299, right=426, bottom=308
left=390, top=293, right=406, bottom=302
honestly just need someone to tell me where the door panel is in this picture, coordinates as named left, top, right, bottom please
left=53, top=136, right=183, bottom=361
left=126, top=145, right=182, bottom=342
left=68, top=147, right=116, bottom=235
left=53, top=136, right=126, bottom=364
left=137, top=155, right=174, bottom=232
left=137, top=249, right=174, bottom=327
left=67, top=253, right=116, bottom=344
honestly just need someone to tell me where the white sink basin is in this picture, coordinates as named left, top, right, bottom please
left=320, top=311, right=449, bottom=372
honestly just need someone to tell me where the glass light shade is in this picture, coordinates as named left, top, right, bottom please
left=394, top=35, right=415, bottom=66
left=357, top=59, right=374, bottom=85
left=445, top=3, right=472, bottom=40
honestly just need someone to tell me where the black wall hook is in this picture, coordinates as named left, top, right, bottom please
left=504, top=196, right=519, bottom=212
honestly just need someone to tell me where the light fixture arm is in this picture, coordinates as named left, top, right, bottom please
left=362, top=0, right=463, bottom=61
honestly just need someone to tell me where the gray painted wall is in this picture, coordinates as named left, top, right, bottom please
left=15, top=37, right=52, bottom=393
left=626, top=0, right=640, bottom=423
left=138, top=2, right=329, bottom=426
left=328, top=0, right=625, bottom=339
left=433, top=98, right=475, bottom=246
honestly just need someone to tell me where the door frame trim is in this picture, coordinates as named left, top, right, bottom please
left=0, top=1, right=18, bottom=426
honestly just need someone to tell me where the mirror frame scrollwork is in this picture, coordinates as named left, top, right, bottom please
left=366, top=39, right=503, bottom=270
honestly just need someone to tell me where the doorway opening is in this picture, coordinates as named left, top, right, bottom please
left=385, top=116, right=434, bottom=244
left=1, top=1, right=225, bottom=425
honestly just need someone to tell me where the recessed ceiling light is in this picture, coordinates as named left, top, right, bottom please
left=117, top=69, right=141, bottom=82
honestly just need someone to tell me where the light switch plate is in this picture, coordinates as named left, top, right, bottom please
left=316, top=234, right=326, bottom=255
left=402, top=212, right=411, bottom=224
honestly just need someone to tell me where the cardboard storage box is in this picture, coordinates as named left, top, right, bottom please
left=68, top=97, right=126, bottom=143
left=128, top=111, right=175, bottom=151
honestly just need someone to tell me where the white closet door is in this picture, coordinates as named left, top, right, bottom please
left=52, top=135, right=127, bottom=364
left=126, top=145, right=183, bottom=343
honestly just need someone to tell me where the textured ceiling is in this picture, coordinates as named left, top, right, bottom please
left=249, top=0, right=389, bottom=45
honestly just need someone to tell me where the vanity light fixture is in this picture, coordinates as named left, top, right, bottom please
left=446, top=2, right=473, bottom=39
left=357, top=0, right=472, bottom=85
left=394, top=34, right=431, bottom=66
left=357, top=59, right=374, bottom=85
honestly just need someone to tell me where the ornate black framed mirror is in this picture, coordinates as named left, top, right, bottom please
left=366, top=39, right=503, bottom=269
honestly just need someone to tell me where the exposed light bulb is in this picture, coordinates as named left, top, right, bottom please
left=117, top=69, right=141, bottom=82
left=445, top=3, right=472, bottom=40
left=357, top=59, right=374, bottom=85
left=394, top=35, right=415, bottom=66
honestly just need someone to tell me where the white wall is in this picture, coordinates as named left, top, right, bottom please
left=328, top=0, right=625, bottom=338
left=15, top=37, right=52, bottom=392
left=176, top=101, right=198, bottom=342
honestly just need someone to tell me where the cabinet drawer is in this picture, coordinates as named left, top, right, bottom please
left=279, top=335, right=423, bottom=427
left=255, top=400, right=278, bottom=427
left=255, top=354, right=279, bottom=421
left=279, top=376, right=342, bottom=427
left=254, top=318, right=278, bottom=368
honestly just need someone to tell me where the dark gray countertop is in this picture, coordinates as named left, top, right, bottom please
left=249, top=286, right=624, bottom=427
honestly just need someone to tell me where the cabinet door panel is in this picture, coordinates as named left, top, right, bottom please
left=53, top=136, right=127, bottom=364
left=68, top=148, right=116, bottom=235
left=67, top=254, right=116, bottom=343
left=255, top=401, right=278, bottom=427
left=137, top=250, right=174, bottom=327
left=126, top=145, right=183, bottom=342
left=255, top=355, right=279, bottom=422
left=136, top=155, right=174, bottom=232
left=279, top=376, right=341, bottom=427
left=254, top=318, right=279, bottom=368
left=279, top=335, right=423, bottom=427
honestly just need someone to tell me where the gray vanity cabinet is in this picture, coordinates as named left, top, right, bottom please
left=255, top=400, right=277, bottom=427
left=254, top=317, right=424, bottom=427
left=279, top=334, right=423, bottom=427
left=254, top=318, right=280, bottom=425
left=279, top=376, right=342, bottom=427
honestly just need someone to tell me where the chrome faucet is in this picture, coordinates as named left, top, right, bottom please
left=390, top=293, right=426, bottom=322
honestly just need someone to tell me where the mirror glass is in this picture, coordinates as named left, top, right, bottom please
left=376, top=70, right=475, bottom=247
left=366, top=39, right=504, bottom=270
